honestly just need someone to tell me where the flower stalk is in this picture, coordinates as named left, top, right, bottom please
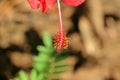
left=57, top=0, right=63, bottom=33
left=57, top=0, right=64, bottom=52
left=53, top=0, right=69, bottom=52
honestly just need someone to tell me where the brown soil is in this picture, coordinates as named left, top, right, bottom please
left=0, top=0, right=120, bottom=80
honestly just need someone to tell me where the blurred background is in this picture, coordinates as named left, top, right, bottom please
left=0, top=0, right=120, bottom=80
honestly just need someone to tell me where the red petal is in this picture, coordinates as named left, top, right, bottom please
left=42, top=0, right=57, bottom=12
left=41, top=0, right=47, bottom=12
left=46, top=0, right=57, bottom=8
left=27, top=0, right=41, bottom=9
left=63, top=0, right=85, bottom=6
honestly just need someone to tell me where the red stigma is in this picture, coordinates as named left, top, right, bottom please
left=53, top=32, right=69, bottom=52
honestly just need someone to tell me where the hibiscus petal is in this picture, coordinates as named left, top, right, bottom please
left=46, top=0, right=57, bottom=8
left=41, top=0, right=48, bottom=12
left=42, top=0, right=57, bottom=12
left=63, top=0, right=85, bottom=6
left=27, top=0, right=41, bottom=9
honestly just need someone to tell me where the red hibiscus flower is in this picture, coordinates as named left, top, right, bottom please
left=27, top=0, right=85, bottom=52
left=27, top=0, right=85, bottom=12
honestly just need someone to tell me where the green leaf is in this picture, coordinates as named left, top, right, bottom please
left=54, top=55, right=68, bottom=63
left=14, top=78, right=19, bottom=80
left=37, top=46, right=54, bottom=54
left=37, top=73, right=48, bottom=80
left=33, top=56, right=39, bottom=62
left=54, top=64, right=69, bottom=73
left=37, top=46, right=49, bottom=53
left=34, top=63, right=50, bottom=72
left=30, top=69, right=37, bottom=80
left=51, top=78, right=60, bottom=80
left=54, top=64, right=69, bottom=69
left=37, top=45, right=46, bottom=52
left=38, top=53, right=50, bottom=63
left=19, top=70, right=28, bottom=80
left=53, top=70, right=65, bottom=74
left=10, top=77, right=19, bottom=80
left=33, top=54, right=50, bottom=63
left=43, top=33, right=52, bottom=47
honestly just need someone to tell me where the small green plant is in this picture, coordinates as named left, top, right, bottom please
left=10, top=33, right=69, bottom=80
